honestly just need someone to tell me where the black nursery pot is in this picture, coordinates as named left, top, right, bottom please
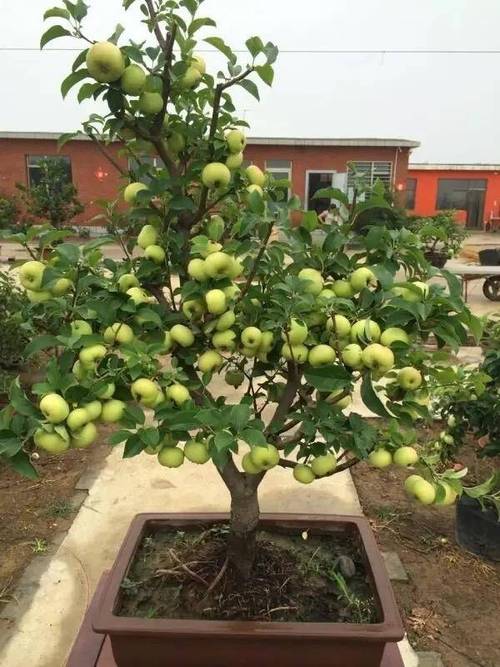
left=424, top=250, right=448, bottom=268
left=456, top=495, right=500, bottom=562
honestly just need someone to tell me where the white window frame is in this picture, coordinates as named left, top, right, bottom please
left=305, top=170, right=337, bottom=211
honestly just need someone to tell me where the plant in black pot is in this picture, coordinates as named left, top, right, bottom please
left=408, top=211, right=468, bottom=268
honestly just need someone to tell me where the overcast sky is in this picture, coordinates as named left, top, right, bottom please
left=1, top=0, right=499, bottom=163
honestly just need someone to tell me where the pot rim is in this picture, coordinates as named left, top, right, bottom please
left=93, top=512, right=404, bottom=642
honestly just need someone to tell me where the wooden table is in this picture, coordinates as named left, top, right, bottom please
left=450, top=263, right=500, bottom=301
left=67, top=573, right=405, bottom=666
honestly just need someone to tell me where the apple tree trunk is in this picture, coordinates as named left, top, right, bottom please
left=228, top=484, right=260, bottom=580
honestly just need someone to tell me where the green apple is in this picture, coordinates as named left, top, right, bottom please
left=166, top=383, right=191, bottom=406
left=435, top=482, right=457, bottom=506
left=137, top=224, right=158, bottom=249
left=101, top=399, right=125, bottom=423
left=404, top=474, right=422, bottom=495
left=200, top=241, right=222, bottom=258
left=118, top=273, right=139, bottom=292
left=198, top=350, right=223, bottom=373
left=311, top=453, right=337, bottom=477
left=241, top=346, right=257, bottom=358
left=34, top=428, right=70, bottom=454
left=205, top=289, right=227, bottom=315
left=27, top=289, right=52, bottom=304
left=361, top=343, right=394, bottom=374
left=242, top=452, right=262, bottom=474
left=245, top=165, right=266, bottom=187
left=247, top=184, right=263, bottom=197
left=180, top=65, right=202, bottom=89
left=86, top=41, right=125, bottom=83
left=413, top=478, right=436, bottom=505
left=305, top=312, right=327, bottom=328
left=191, top=54, right=206, bottom=74
left=40, top=394, right=70, bottom=423
left=293, top=464, right=316, bottom=484
left=184, top=440, right=210, bottom=464
left=226, top=152, right=244, bottom=170
left=126, top=287, right=150, bottom=304
left=207, top=215, right=225, bottom=241
left=380, top=327, right=410, bottom=347
left=167, top=131, right=186, bottom=154
left=441, top=432, right=454, bottom=446
left=104, top=322, right=134, bottom=345
left=161, top=331, right=173, bottom=354
left=157, top=446, right=184, bottom=468
left=204, top=251, right=233, bottom=279
left=393, top=446, right=419, bottom=467
left=350, top=267, right=377, bottom=293
left=124, top=182, right=148, bottom=205
left=333, top=279, right=354, bottom=298
left=341, top=343, right=363, bottom=369
left=350, top=319, right=381, bottom=343
left=326, top=390, right=352, bottom=409
left=327, top=315, right=351, bottom=338
left=51, top=278, right=73, bottom=296
left=226, top=129, right=246, bottom=154
left=259, top=331, right=274, bottom=353
left=170, top=324, right=195, bottom=348
left=79, top=344, right=107, bottom=369
left=250, top=444, right=279, bottom=470
left=138, top=91, right=163, bottom=115
left=132, top=378, right=160, bottom=406
left=398, top=367, right=423, bottom=390
left=72, top=361, right=88, bottom=381
left=225, top=370, right=245, bottom=388
left=144, top=245, right=165, bottom=264
left=282, top=318, right=308, bottom=345
left=298, top=268, right=324, bottom=295
left=182, top=299, right=205, bottom=320
left=187, top=258, right=208, bottom=282
left=216, top=310, right=236, bottom=332
left=19, top=260, right=45, bottom=291
left=368, top=449, right=392, bottom=468
left=224, top=284, right=241, bottom=300
left=241, top=327, right=263, bottom=350
left=121, top=64, right=146, bottom=95
left=308, top=344, right=336, bottom=367
left=225, top=257, right=243, bottom=280
left=71, top=422, right=98, bottom=449
left=281, top=343, right=308, bottom=364
left=317, top=288, right=336, bottom=304
left=201, top=162, right=231, bottom=189
left=67, top=408, right=90, bottom=432
left=212, top=330, right=237, bottom=351
left=84, top=400, right=102, bottom=421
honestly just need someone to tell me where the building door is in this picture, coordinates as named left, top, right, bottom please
left=436, top=179, right=487, bottom=229
left=306, top=171, right=336, bottom=213
left=465, top=189, right=486, bottom=229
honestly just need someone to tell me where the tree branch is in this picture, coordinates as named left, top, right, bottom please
left=86, top=131, right=128, bottom=177
left=144, top=0, right=167, bottom=49
left=265, top=363, right=301, bottom=435
left=238, top=221, right=274, bottom=301
left=277, top=456, right=360, bottom=476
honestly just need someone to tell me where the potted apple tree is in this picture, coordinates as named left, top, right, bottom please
left=0, top=0, right=482, bottom=664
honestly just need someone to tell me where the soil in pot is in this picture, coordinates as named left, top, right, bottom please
left=117, top=523, right=379, bottom=624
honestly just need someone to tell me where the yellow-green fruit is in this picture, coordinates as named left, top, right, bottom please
left=137, top=224, right=158, bottom=249
left=327, top=315, right=351, bottom=338
left=170, top=324, right=195, bottom=348
left=393, top=446, right=419, bottom=467
left=435, top=482, right=458, bottom=506
left=413, top=478, right=436, bottom=505
left=39, top=394, right=70, bottom=424
left=259, top=331, right=274, bottom=353
left=216, top=310, right=236, bottom=332
left=187, top=258, right=208, bottom=282
left=404, top=474, right=422, bottom=496
left=212, top=330, right=237, bottom=351
left=250, top=444, right=280, bottom=470
left=124, top=182, right=148, bottom=204
left=281, top=343, right=308, bottom=364
left=101, top=399, right=125, bottom=423
left=204, top=251, right=233, bottom=279
left=284, top=318, right=308, bottom=345
left=51, top=278, right=73, bottom=296
left=167, top=131, right=185, bottom=154
left=239, top=326, right=261, bottom=350
left=293, top=464, right=316, bottom=484
left=311, top=453, right=337, bottom=477
left=205, top=289, right=227, bottom=315
left=121, top=64, right=146, bottom=95
left=398, top=367, right=423, bottom=391
left=84, top=400, right=102, bottom=421
left=191, top=54, right=206, bottom=74
left=118, top=273, right=139, bottom=292
left=166, top=383, right=191, bottom=406
left=182, top=299, right=205, bottom=320
left=200, top=241, right=222, bottom=257
left=226, top=152, right=244, bottom=170
left=242, top=452, right=262, bottom=474
left=72, top=361, right=88, bottom=381
left=132, top=378, right=159, bottom=405
left=380, top=327, right=410, bottom=347
left=247, top=184, right=263, bottom=197
left=226, top=129, right=246, bottom=154
left=350, top=319, right=381, bottom=343
left=19, top=260, right=45, bottom=291
left=144, top=245, right=165, bottom=264
left=298, top=268, right=324, bottom=296
left=157, top=446, right=184, bottom=468
left=34, top=429, right=70, bottom=454
left=245, top=165, right=266, bottom=187
left=138, top=91, right=163, bottom=115
left=201, top=162, right=231, bottom=189
left=207, top=215, right=225, bottom=242
left=79, top=344, right=107, bottom=369
left=104, top=322, right=134, bottom=345
left=180, top=65, right=202, bottom=89
left=127, top=287, right=150, bottom=304
left=86, top=41, right=125, bottom=83
left=71, top=422, right=98, bottom=449
left=361, top=343, right=395, bottom=374
left=350, top=267, right=377, bottom=292
left=27, top=289, right=52, bottom=304
left=67, top=408, right=90, bottom=432
left=308, top=344, right=336, bottom=367
left=198, top=350, right=223, bottom=373
left=184, top=440, right=210, bottom=464
left=326, top=391, right=352, bottom=409
left=368, top=449, right=392, bottom=469
left=333, top=279, right=354, bottom=298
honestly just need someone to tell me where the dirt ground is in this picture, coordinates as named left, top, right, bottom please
left=352, top=429, right=500, bottom=667
left=0, top=431, right=111, bottom=608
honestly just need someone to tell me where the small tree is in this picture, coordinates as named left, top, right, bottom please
left=0, top=0, right=483, bottom=577
left=18, top=157, right=84, bottom=228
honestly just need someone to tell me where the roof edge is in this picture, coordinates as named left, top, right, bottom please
left=410, top=163, right=500, bottom=171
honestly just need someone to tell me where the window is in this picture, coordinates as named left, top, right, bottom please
left=436, top=179, right=487, bottom=210
left=348, top=161, right=393, bottom=190
left=406, top=178, right=417, bottom=209
left=306, top=171, right=337, bottom=213
left=27, top=155, right=72, bottom=188
left=265, top=159, right=292, bottom=200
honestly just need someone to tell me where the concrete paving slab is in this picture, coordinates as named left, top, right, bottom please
left=416, top=652, right=445, bottom=667
left=381, top=551, right=409, bottom=582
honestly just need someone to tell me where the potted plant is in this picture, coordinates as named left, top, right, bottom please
left=0, top=0, right=482, bottom=664
left=407, top=211, right=468, bottom=268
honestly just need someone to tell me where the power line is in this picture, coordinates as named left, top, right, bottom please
left=1, top=47, right=500, bottom=55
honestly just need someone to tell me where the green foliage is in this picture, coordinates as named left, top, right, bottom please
left=407, top=211, right=469, bottom=260
left=0, top=273, right=30, bottom=373
left=0, top=192, right=19, bottom=230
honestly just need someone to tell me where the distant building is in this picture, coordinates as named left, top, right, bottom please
left=0, top=132, right=418, bottom=226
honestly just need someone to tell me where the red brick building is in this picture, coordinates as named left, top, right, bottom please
left=0, top=132, right=419, bottom=225
left=407, top=164, right=500, bottom=230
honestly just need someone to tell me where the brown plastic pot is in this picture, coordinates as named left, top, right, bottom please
left=93, top=513, right=404, bottom=667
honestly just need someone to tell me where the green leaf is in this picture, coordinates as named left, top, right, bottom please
left=139, top=428, right=160, bottom=447
left=108, top=23, right=125, bottom=44
left=304, top=366, right=351, bottom=392
left=40, top=24, right=72, bottom=49
left=58, top=131, right=80, bottom=149
left=229, top=404, right=251, bottom=433
left=312, top=187, right=349, bottom=206
left=56, top=242, right=81, bottom=264
left=72, top=48, right=88, bottom=72
left=180, top=0, right=198, bottom=14
left=214, top=430, right=236, bottom=452
left=204, top=36, right=236, bottom=64
left=63, top=0, right=88, bottom=21
left=44, top=7, right=71, bottom=20
left=9, top=380, right=40, bottom=419
left=302, top=210, right=318, bottom=231
left=246, top=36, right=264, bottom=58
left=108, top=430, right=131, bottom=445
left=24, top=335, right=59, bottom=358
left=123, top=403, right=145, bottom=425
left=241, top=428, right=267, bottom=446
left=123, top=435, right=145, bottom=458
left=188, top=17, right=216, bottom=35
left=440, top=269, right=462, bottom=299
left=237, top=78, right=260, bottom=101
left=360, top=373, right=393, bottom=418
left=8, top=451, right=39, bottom=479
left=0, top=430, right=23, bottom=456
left=78, top=82, right=100, bottom=102
left=464, top=473, right=498, bottom=499
left=264, top=42, right=279, bottom=65
left=255, top=64, right=274, bottom=86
